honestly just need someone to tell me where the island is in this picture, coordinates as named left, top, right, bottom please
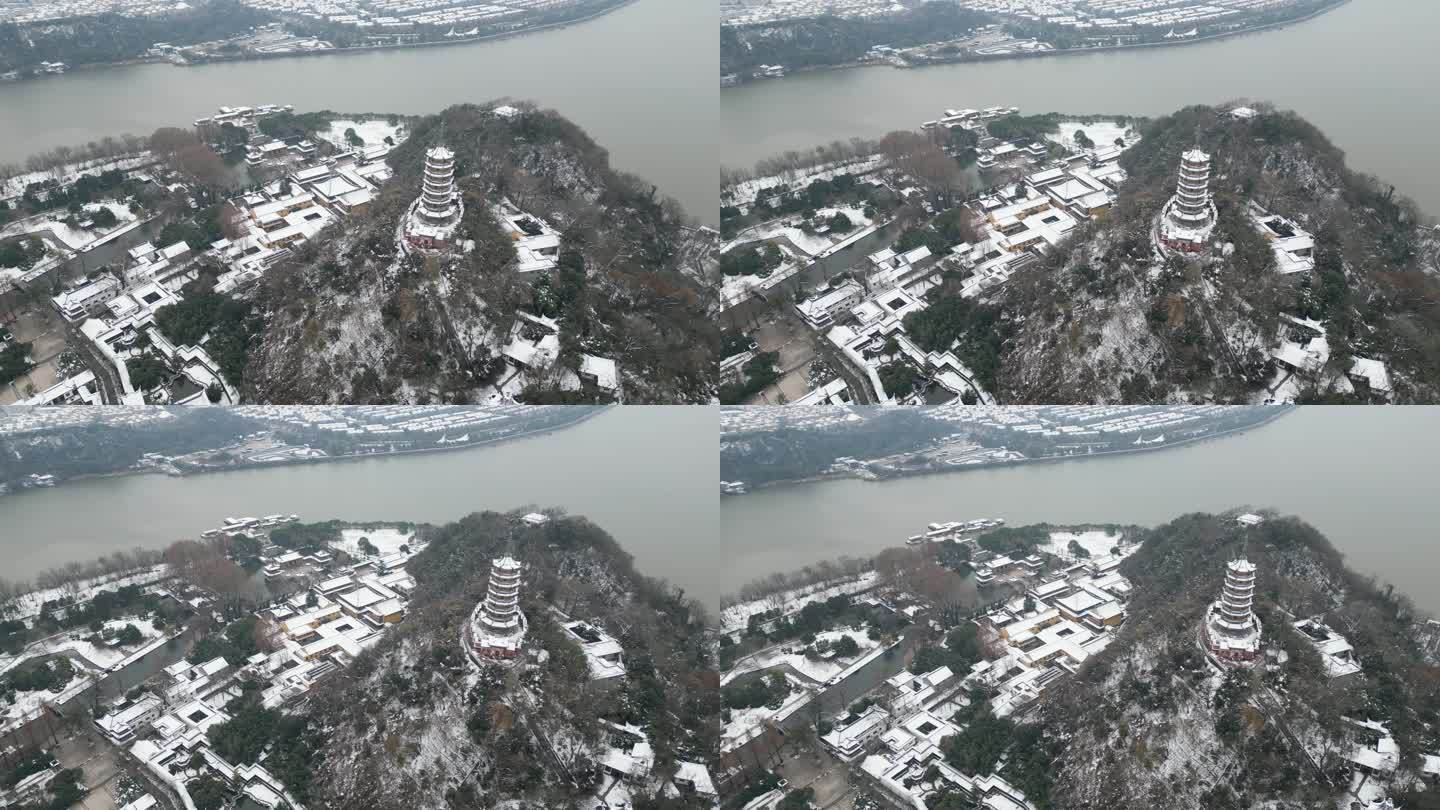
left=715, top=510, right=1440, bottom=809
left=0, top=508, right=720, bottom=809
left=1, top=102, right=719, bottom=406
left=719, top=102, right=1440, bottom=405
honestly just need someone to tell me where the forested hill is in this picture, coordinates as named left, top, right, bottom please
left=295, top=510, right=719, bottom=809
left=721, top=3, right=995, bottom=75
left=1019, top=512, right=1440, bottom=809
left=990, top=103, right=1440, bottom=403
left=243, top=103, right=718, bottom=404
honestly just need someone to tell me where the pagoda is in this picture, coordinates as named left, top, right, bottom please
left=1158, top=148, right=1218, bottom=254
left=403, top=144, right=464, bottom=252
left=1201, top=557, right=1263, bottom=664
left=466, top=556, right=527, bottom=662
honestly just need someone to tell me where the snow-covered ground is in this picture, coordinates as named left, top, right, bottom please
left=1046, top=121, right=1133, bottom=151
left=720, top=272, right=767, bottom=307
left=1, top=565, right=171, bottom=622
left=0, top=669, right=87, bottom=726
left=720, top=674, right=812, bottom=753
left=0, top=200, right=139, bottom=251
left=721, top=627, right=880, bottom=686
left=49, top=617, right=167, bottom=671
left=721, top=571, right=879, bottom=635
left=332, top=527, right=415, bottom=559
left=0, top=153, right=153, bottom=200
left=1042, top=530, right=1123, bottom=560
left=724, top=155, right=885, bottom=208
left=724, top=206, right=873, bottom=259
left=317, top=119, right=406, bottom=150
left=0, top=616, right=167, bottom=676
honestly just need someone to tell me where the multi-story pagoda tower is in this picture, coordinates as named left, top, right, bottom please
left=1202, top=557, right=1263, bottom=664
left=1158, top=148, right=1219, bottom=254
left=1170, top=149, right=1213, bottom=228
left=403, top=144, right=464, bottom=252
left=419, top=146, right=458, bottom=223
left=467, top=556, right=528, bottom=662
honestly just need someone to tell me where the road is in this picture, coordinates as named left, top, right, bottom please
left=62, top=318, right=121, bottom=404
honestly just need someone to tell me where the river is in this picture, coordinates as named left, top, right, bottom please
left=0, top=0, right=717, bottom=223
left=0, top=406, right=723, bottom=608
left=721, top=407, right=1440, bottom=615
left=721, top=0, right=1440, bottom=219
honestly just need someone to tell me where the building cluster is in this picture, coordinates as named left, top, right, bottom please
left=0, top=0, right=184, bottom=23
left=951, top=0, right=1313, bottom=35
left=1292, top=617, right=1362, bottom=678
left=236, top=0, right=587, bottom=34
left=1266, top=313, right=1393, bottom=402
left=926, top=402, right=1235, bottom=439
left=720, top=0, right=905, bottom=26
left=802, top=663, right=1035, bottom=809
left=19, top=104, right=397, bottom=406
left=0, top=402, right=173, bottom=436
left=719, top=403, right=870, bottom=435
left=1248, top=201, right=1315, bottom=276
left=232, top=403, right=542, bottom=436
left=79, top=524, right=425, bottom=810
left=594, top=720, right=718, bottom=808
left=213, top=106, right=400, bottom=293
left=974, top=547, right=1135, bottom=715
left=777, top=114, right=1135, bottom=405
left=495, top=310, right=621, bottom=398
left=118, top=688, right=306, bottom=810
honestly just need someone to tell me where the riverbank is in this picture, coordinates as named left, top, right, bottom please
left=2, top=405, right=610, bottom=499
left=738, top=405, right=1294, bottom=493
left=723, top=0, right=1351, bottom=89
left=0, top=0, right=638, bottom=85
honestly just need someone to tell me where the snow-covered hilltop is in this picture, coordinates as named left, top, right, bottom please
left=241, top=103, right=718, bottom=405
left=993, top=103, right=1440, bottom=403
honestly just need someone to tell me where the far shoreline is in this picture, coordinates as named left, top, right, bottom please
left=0, top=404, right=610, bottom=499
left=727, top=405, right=1294, bottom=495
left=0, top=0, right=640, bottom=85
left=721, top=0, right=1353, bottom=94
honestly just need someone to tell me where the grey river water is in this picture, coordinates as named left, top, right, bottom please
left=0, top=0, right=717, bottom=223
left=0, top=406, right=722, bottom=608
left=722, top=0, right=1440, bottom=220
left=722, top=407, right=1440, bottom=615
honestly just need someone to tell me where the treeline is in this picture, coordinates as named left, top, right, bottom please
left=0, top=0, right=274, bottom=74
left=0, top=548, right=166, bottom=616
left=722, top=556, right=873, bottom=608
left=721, top=3, right=995, bottom=75
left=0, top=137, right=149, bottom=185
